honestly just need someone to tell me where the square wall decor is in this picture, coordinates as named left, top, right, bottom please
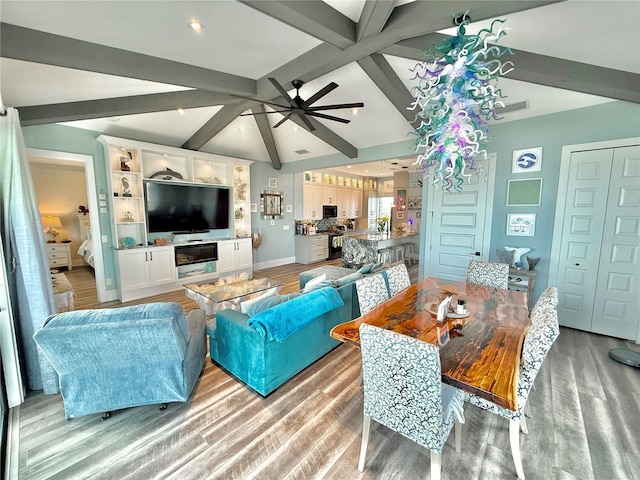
left=507, top=214, right=536, bottom=236
left=507, top=178, right=542, bottom=206
left=512, top=147, right=542, bottom=173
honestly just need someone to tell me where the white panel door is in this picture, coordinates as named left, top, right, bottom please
left=555, top=149, right=612, bottom=331
left=425, top=157, right=494, bottom=282
left=591, top=146, right=640, bottom=339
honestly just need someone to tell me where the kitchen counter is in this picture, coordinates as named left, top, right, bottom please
left=341, top=231, right=418, bottom=269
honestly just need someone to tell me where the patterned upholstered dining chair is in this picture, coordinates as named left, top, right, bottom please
left=466, top=260, right=510, bottom=289
left=357, top=323, right=466, bottom=480
left=530, top=286, right=559, bottom=322
left=385, top=262, right=411, bottom=297
left=355, top=273, right=390, bottom=314
left=467, top=308, right=560, bottom=480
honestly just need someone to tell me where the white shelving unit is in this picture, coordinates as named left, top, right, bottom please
left=98, top=135, right=253, bottom=302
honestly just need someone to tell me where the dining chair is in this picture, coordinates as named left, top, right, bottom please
left=355, top=273, right=390, bottom=314
left=358, top=323, right=465, bottom=480
left=466, top=260, right=510, bottom=289
left=386, top=262, right=411, bottom=296
left=466, top=308, right=559, bottom=480
left=530, top=286, right=558, bottom=321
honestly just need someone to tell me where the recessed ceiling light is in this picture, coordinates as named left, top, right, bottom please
left=177, top=108, right=185, bottom=115
left=347, top=165, right=351, bottom=169
left=188, top=20, right=204, bottom=32
left=239, top=125, right=247, bottom=131
left=351, top=108, right=359, bottom=115
left=292, top=126, right=299, bottom=132
left=364, top=169, right=368, bottom=173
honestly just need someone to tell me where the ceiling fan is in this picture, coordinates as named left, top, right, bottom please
left=236, top=77, right=364, bottom=131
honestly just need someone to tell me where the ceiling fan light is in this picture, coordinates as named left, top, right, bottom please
left=188, top=20, right=204, bottom=32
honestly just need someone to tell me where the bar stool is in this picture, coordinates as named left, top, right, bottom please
left=391, top=245, right=405, bottom=264
left=378, top=247, right=392, bottom=263
left=403, top=242, right=416, bottom=265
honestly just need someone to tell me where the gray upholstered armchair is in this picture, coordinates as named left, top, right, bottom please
left=33, top=302, right=206, bottom=420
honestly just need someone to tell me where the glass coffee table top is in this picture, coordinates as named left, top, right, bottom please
left=184, top=278, right=284, bottom=303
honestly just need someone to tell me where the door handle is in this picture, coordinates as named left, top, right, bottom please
left=150, top=252, right=153, bottom=261
left=575, top=263, right=580, bottom=266
left=470, top=252, right=481, bottom=256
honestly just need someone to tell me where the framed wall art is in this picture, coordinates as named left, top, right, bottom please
left=512, top=147, right=542, bottom=173
left=506, top=178, right=542, bottom=206
left=506, top=213, right=536, bottom=236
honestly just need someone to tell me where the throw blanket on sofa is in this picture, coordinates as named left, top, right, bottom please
left=247, top=287, right=344, bottom=342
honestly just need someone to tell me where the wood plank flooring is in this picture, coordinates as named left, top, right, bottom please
left=8, top=261, right=640, bottom=480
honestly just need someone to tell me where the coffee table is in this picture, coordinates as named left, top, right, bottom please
left=52, top=273, right=74, bottom=312
left=184, top=277, right=284, bottom=316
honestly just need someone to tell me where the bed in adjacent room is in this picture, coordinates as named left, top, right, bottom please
left=76, top=214, right=94, bottom=269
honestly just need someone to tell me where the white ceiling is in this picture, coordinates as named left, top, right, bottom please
left=1, top=0, right=638, bottom=175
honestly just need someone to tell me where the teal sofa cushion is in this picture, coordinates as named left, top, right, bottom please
left=247, top=287, right=344, bottom=341
left=245, top=292, right=301, bottom=317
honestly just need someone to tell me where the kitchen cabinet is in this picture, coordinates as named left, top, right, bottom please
left=295, top=235, right=328, bottom=264
left=300, top=184, right=323, bottom=220
left=322, top=187, right=337, bottom=206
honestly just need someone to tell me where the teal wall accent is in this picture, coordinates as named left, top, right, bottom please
left=21, top=124, right=118, bottom=292
left=249, top=161, right=296, bottom=266
left=487, top=101, right=640, bottom=301
left=21, top=100, right=640, bottom=301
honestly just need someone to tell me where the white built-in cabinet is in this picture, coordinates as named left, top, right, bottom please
left=294, top=170, right=363, bottom=220
left=98, top=135, right=253, bottom=302
left=117, top=247, right=175, bottom=294
left=218, top=238, right=252, bottom=273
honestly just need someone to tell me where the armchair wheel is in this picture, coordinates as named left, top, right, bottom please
left=101, top=412, right=111, bottom=421
left=159, top=403, right=168, bottom=411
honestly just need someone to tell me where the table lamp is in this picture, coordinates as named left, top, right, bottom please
left=41, top=216, right=62, bottom=243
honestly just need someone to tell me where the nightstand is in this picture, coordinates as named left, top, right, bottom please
left=46, top=243, right=72, bottom=270
left=508, top=268, right=536, bottom=310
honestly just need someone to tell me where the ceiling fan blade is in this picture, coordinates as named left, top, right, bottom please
left=297, top=113, right=316, bottom=132
left=239, top=110, right=291, bottom=116
left=306, top=111, right=351, bottom=124
left=306, top=102, right=364, bottom=111
left=301, top=82, right=338, bottom=108
left=273, top=112, right=294, bottom=129
left=268, top=78, right=296, bottom=107
left=230, top=93, right=289, bottom=110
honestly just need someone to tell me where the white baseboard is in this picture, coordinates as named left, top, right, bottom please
left=255, top=256, right=295, bottom=271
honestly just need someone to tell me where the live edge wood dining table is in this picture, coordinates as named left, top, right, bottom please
left=330, top=277, right=530, bottom=411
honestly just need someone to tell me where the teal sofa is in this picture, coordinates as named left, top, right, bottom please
left=33, top=302, right=206, bottom=420
left=208, top=284, right=358, bottom=396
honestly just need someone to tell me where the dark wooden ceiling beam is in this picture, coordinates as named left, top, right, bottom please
left=239, top=0, right=355, bottom=48
left=186, top=1, right=558, bottom=155
left=357, top=53, right=419, bottom=128
left=383, top=35, right=640, bottom=104
left=182, top=102, right=256, bottom=151
left=357, top=1, right=395, bottom=42
left=289, top=116, right=358, bottom=159
left=17, top=90, right=240, bottom=126
left=251, top=104, right=282, bottom=170
left=0, top=22, right=255, bottom=96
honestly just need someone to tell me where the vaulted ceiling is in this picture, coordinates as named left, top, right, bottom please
left=1, top=0, right=638, bottom=170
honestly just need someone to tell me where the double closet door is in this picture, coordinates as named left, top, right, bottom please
left=552, top=143, right=640, bottom=341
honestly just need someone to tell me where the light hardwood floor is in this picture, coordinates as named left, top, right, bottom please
left=8, top=261, right=639, bottom=480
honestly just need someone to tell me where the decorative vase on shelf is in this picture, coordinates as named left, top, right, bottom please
left=252, top=231, right=263, bottom=271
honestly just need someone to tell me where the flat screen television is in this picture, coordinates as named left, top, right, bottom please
left=144, top=180, right=230, bottom=233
